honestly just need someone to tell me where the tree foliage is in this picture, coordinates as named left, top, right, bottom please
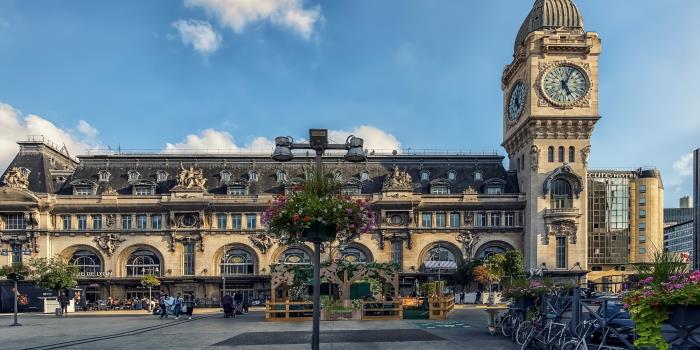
left=29, top=256, right=78, bottom=292
left=0, top=264, right=32, bottom=282
left=140, top=274, right=161, bottom=288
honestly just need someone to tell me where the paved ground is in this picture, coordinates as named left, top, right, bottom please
left=0, top=306, right=519, bottom=350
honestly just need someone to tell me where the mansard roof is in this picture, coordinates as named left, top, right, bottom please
left=40, top=152, right=519, bottom=196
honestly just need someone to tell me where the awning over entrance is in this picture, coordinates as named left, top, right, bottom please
left=424, top=261, right=457, bottom=270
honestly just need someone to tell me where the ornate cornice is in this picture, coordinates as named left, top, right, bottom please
left=503, top=118, right=598, bottom=156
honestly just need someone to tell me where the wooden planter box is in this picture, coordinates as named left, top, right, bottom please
left=666, top=305, right=700, bottom=327
left=321, top=309, right=361, bottom=321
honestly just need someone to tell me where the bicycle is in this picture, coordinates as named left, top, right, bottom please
left=520, top=312, right=570, bottom=350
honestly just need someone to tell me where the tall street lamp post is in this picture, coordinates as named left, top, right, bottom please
left=271, top=128, right=366, bottom=350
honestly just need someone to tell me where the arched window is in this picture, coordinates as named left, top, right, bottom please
left=340, top=247, right=370, bottom=264
left=71, top=250, right=101, bottom=276
left=278, top=248, right=311, bottom=265
left=569, top=146, right=575, bottom=163
left=422, top=243, right=459, bottom=273
left=221, top=248, right=255, bottom=275
left=479, top=245, right=507, bottom=260
left=548, top=147, right=554, bottom=162
left=126, top=250, right=161, bottom=276
left=558, top=146, right=565, bottom=162
left=551, top=179, right=573, bottom=209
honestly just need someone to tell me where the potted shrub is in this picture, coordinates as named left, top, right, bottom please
left=623, top=252, right=698, bottom=350
left=262, top=173, right=375, bottom=244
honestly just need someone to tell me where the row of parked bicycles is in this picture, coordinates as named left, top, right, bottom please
left=495, top=290, right=636, bottom=350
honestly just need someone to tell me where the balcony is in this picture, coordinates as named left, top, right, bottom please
left=544, top=208, right=580, bottom=219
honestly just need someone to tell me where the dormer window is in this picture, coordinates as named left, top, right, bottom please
left=360, top=170, right=369, bottom=182
left=156, top=170, right=168, bottom=182
left=75, top=187, right=93, bottom=196
left=134, top=186, right=153, bottom=196
left=227, top=186, right=246, bottom=196
left=248, top=170, right=258, bottom=182
left=276, top=170, right=286, bottom=183
left=431, top=186, right=449, bottom=195
left=473, top=171, right=482, bottom=181
left=220, top=170, right=232, bottom=184
left=420, top=170, right=430, bottom=182
left=98, top=170, right=111, bottom=182
left=127, top=170, right=140, bottom=182
left=341, top=186, right=360, bottom=196
left=447, top=171, right=456, bottom=182
left=334, top=170, right=343, bottom=182
left=485, top=186, right=503, bottom=195
left=70, top=179, right=97, bottom=196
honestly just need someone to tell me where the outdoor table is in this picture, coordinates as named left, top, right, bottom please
left=482, top=306, right=508, bottom=335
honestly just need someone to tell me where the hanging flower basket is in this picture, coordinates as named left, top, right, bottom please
left=262, top=173, right=374, bottom=244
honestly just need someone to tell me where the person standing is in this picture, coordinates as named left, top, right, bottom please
left=174, top=293, right=183, bottom=319
left=159, top=293, right=168, bottom=319
left=459, top=291, right=465, bottom=305
left=184, top=293, right=196, bottom=320
left=475, top=288, right=482, bottom=305
left=58, top=293, right=69, bottom=316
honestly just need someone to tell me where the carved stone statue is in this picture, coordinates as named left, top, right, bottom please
left=580, top=145, right=591, bottom=167
left=94, top=232, right=126, bottom=256
left=3, top=167, right=29, bottom=189
left=105, top=214, right=117, bottom=228
left=177, top=163, right=207, bottom=190
left=457, top=231, right=480, bottom=260
left=248, top=232, right=273, bottom=253
left=382, top=166, right=413, bottom=191
left=102, top=186, right=118, bottom=196
left=530, top=145, right=540, bottom=172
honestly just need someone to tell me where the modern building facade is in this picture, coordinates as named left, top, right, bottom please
left=587, top=169, right=664, bottom=285
left=1, top=0, right=604, bottom=308
left=665, top=208, right=694, bottom=227
left=680, top=196, right=693, bottom=209
left=664, top=221, right=694, bottom=263
left=694, top=148, right=700, bottom=269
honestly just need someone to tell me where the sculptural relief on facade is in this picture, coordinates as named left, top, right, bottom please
left=3, top=167, right=30, bottom=189
left=176, top=164, right=207, bottom=190
left=249, top=232, right=273, bottom=253
left=457, top=231, right=480, bottom=260
left=580, top=145, right=591, bottom=167
left=94, top=232, right=126, bottom=256
left=530, top=145, right=540, bottom=172
left=382, top=166, right=413, bottom=191
left=545, top=220, right=577, bottom=244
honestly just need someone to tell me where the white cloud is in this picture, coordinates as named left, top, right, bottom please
left=185, top=0, right=322, bottom=40
left=164, top=129, right=275, bottom=153
left=77, top=120, right=98, bottom=138
left=172, top=19, right=222, bottom=55
left=163, top=125, right=401, bottom=155
left=673, top=153, right=694, bottom=177
left=0, top=102, right=100, bottom=170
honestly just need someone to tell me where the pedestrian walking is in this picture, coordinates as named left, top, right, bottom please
left=174, top=293, right=183, bottom=319
left=159, top=292, right=168, bottom=318
left=184, top=293, right=196, bottom=320
left=459, top=291, right=465, bottom=304
left=475, top=288, right=482, bottom=304
left=58, top=292, right=69, bottom=316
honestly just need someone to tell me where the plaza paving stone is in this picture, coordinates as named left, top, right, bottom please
left=0, top=307, right=519, bottom=350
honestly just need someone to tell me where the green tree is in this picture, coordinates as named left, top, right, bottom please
left=455, top=259, right=483, bottom=290
left=29, top=256, right=78, bottom=295
left=140, top=274, right=161, bottom=289
left=501, top=250, right=524, bottom=277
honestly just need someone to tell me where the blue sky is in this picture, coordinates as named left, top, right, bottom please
left=0, top=0, right=698, bottom=206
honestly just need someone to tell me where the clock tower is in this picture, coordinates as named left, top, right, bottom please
left=502, top=0, right=601, bottom=272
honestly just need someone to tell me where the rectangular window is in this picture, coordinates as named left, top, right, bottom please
left=485, top=186, right=503, bottom=195
left=475, top=213, right=487, bottom=227
left=136, top=214, right=147, bottom=230
left=639, top=247, right=647, bottom=254
left=92, top=215, right=102, bottom=230
left=11, top=245, right=22, bottom=264
left=134, top=186, right=152, bottom=196
left=391, top=240, right=403, bottom=269
left=430, top=187, right=449, bottom=195
left=246, top=214, right=257, bottom=229
left=435, top=213, right=446, bottom=227
left=122, top=215, right=132, bottom=230
left=183, top=243, right=195, bottom=276
left=151, top=215, right=161, bottom=230
left=6, top=214, right=26, bottom=230
left=62, top=215, right=71, bottom=230
left=639, top=222, right=646, bottom=230
left=421, top=213, right=432, bottom=227
left=639, top=210, right=646, bottom=218
left=639, top=197, right=646, bottom=205
left=75, top=187, right=92, bottom=196
left=232, top=214, right=242, bottom=229
left=449, top=212, right=460, bottom=228
left=556, top=236, right=567, bottom=269
left=639, top=185, right=646, bottom=193
left=341, top=187, right=360, bottom=195
left=217, top=214, right=228, bottom=229
left=227, top=187, right=246, bottom=196
left=505, top=212, right=515, bottom=227
left=639, top=235, right=646, bottom=243
left=489, top=212, right=501, bottom=227
left=77, top=215, right=87, bottom=230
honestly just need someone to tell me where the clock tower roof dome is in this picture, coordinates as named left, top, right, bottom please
left=514, top=0, right=584, bottom=53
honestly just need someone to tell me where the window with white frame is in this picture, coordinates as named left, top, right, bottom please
left=248, top=170, right=258, bottom=182
left=341, top=186, right=360, bottom=195
left=473, top=171, right=482, bottom=181
left=77, top=215, right=87, bottom=230
left=75, top=187, right=93, bottom=196
left=505, top=212, right=515, bottom=226
left=62, top=215, right=71, bottom=230
left=431, top=186, right=449, bottom=195
left=98, top=170, right=111, bottom=182
left=420, top=170, right=430, bottom=182
left=447, top=170, right=456, bottom=181
left=276, top=170, right=286, bottom=183
left=360, top=170, right=370, bottom=182
left=220, top=171, right=231, bottom=183
left=217, top=214, right=228, bottom=229
left=136, top=214, right=147, bottom=230
left=435, top=213, right=446, bottom=227
left=449, top=212, right=460, bottom=227
left=151, top=215, right=161, bottom=230
left=156, top=170, right=168, bottom=182
left=485, top=186, right=503, bottom=195
left=6, top=214, right=26, bottom=230
left=122, top=215, right=132, bottom=230
left=133, top=186, right=153, bottom=196
left=246, top=214, right=256, bottom=229
left=227, top=186, right=246, bottom=196
left=127, top=170, right=140, bottom=182
left=489, top=212, right=501, bottom=227
left=556, top=236, right=567, bottom=268
left=421, top=213, right=432, bottom=227
left=92, top=215, right=102, bottom=230
left=475, top=212, right=487, bottom=227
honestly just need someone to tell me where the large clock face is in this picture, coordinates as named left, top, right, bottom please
left=542, top=65, right=589, bottom=105
left=508, top=81, right=527, bottom=122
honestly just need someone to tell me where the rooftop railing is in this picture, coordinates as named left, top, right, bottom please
left=83, top=148, right=501, bottom=157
